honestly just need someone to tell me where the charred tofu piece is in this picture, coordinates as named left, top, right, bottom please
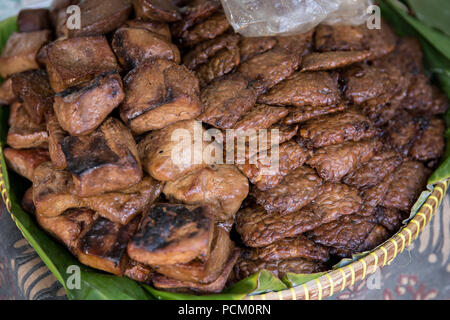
left=7, top=102, right=48, bottom=149
left=83, top=176, right=163, bottom=225
left=171, top=0, right=220, bottom=37
left=0, top=78, right=15, bottom=105
left=18, top=9, right=50, bottom=32
left=45, top=109, right=68, bottom=169
left=301, top=50, right=371, bottom=71
left=284, top=104, right=346, bottom=125
left=232, top=104, right=289, bottom=133
left=198, top=73, right=256, bottom=129
left=238, top=49, right=301, bottom=95
left=45, top=36, right=120, bottom=93
left=54, top=71, right=124, bottom=136
left=137, top=120, right=208, bottom=181
left=77, top=216, right=140, bottom=275
left=4, top=148, right=50, bottom=181
left=22, top=187, right=36, bottom=214
left=36, top=208, right=97, bottom=252
left=183, top=34, right=239, bottom=70
left=237, top=141, right=308, bottom=191
left=66, top=0, right=132, bottom=37
left=178, top=12, right=230, bottom=47
left=152, top=248, right=239, bottom=293
left=32, top=162, right=82, bottom=217
left=163, top=165, right=249, bottom=221
left=274, top=30, right=314, bottom=55
left=242, top=236, right=329, bottom=262
left=195, top=45, right=240, bottom=87
left=154, top=226, right=235, bottom=283
left=234, top=257, right=326, bottom=281
left=112, top=23, right=180, bottom=70
left=299, top=108, right=377, bottom=148
left=382, top=161, right=430, bottom=211
left=124, top=18, right=172, bottom=40
left=258, top=71, right=340, bottom=108
left=239, top=36, right=277, bottom=62
left=307, top=139, right=380, bottom=183
left=343, top=149, right=402, bottom=189
left=120, top=59, right=201, bottom=134
left=375, top=206, right=407, bottom=233
left=62, top=117, right=142, bottom=196
left=133, top=0, right=181, bottom=22
left=410, top=118, right=445, bottom=162
left=0, top=30, right=51, bottom=78
left=128, top=203, right=214, bottom=265
left=252, top=166, right=323, bottom=214
left=306, top=214, right=377, bottom=255
left=11, top=70, right=53, bottom=124
left=124, top=259, right=153, bottom=283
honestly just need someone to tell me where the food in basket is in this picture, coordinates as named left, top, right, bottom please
left=1, top=0, right=448, bottom=295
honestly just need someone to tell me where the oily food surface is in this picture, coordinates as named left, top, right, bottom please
left=1, top=0, right=448, bottom=295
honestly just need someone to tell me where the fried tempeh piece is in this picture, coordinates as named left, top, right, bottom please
left=133, top=0, right=181, bottom=22
left=0, top=30, right=51, bottom=78
left=4, top=148, right=50, bottom=181
left=410, top=117, right=445, bottom=162
left=178, top=12, right=230, bottom=47
left=252, top=166, right=323, bottom=214
left=307, top=139, right=380, bottom=183
left=128, top=203, right=214, bottom=265
left=198, top=73, right=256, bottom=129
left=62, top=117, right=142, bottom=196
left=274, top=29, right=314, bottom=55
left=375, top=206, right=407, bottom=233
left=44, top=36, right=120, bottom=93
left=284, top=104, right=346, bottom=125
left=54, top=71, right=124, bottom=136
left=171, top=0, right=221, bottom=37
left=238, top=36, right=277, bottom=62
left=11, top=70, right=54, bottom=124
left=301, top=50, right=371, bottom=71
left=238, top=49, right=301, bottom=95
left=120, top=59, right=201, bottom=134
left=298, top=108, right=377, bottom=148
left=124, top=259, right=153, bottom=283
left=258, top=71, right=340, bottom=108
left=77, top=216, right=140, bottom=275
left=232, top=104, right=289, bottom=132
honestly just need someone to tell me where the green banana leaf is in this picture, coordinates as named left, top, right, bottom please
left=1, top=1, right=450, bottom=300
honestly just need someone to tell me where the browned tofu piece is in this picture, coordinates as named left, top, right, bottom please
left=123, top=19, right=171, bottom=40
left=45, top=36, right=120, bottom=93
left=137, top=120, right=208, bottom=181
left=0, top=30, right=51, bottom=78
left=239, top=36, right=277, bottom=62
left=133, top=0, right=181, bottom=22
left=198, top=73, right=256, bottom=129
left=11, top=70, right=54, bottom=124
left=112, top=24, right=180, bottom=70
left=120, top=59, right=201, bottom=134
left=32, top=162, right=83, bottom=217
left=242, top=236, right=329, bottom=262
left=152, top=248, right=239, bottom=293
left=284, top=104, right=346, bottom=125
left=3, top=148, right=50, bottom=181
left=252, top=166, right=324, bottom=214
left=21, top=187, right=36, bottom=214
left=49, top=0, right=78, bottom=28
left=61, top=117, right=142, bottom=196
left=238, top=49, right=301, bottom=95
left=178, top=12, right=230, bottom=47
left=124, top=260, right=153, bottom=283
left=18, top=9, right=50, bottom=32
left=45, top=109, right=68, bottom=169
left=195, top=45, right=240, bottom=87
left=154, top=226, right=234, bottom=283
left=301, top=50, right=371, bottom=72
left=258, top=71, right=340, bottom=108
left=298, top=108, right=377, bottom=148
left=128, top=203, right=214, bottom=265
left=36, top=208, right=97, bottom=252
left=7, top=102, right=48, bottom=149
left=307, top=139, right=381, bottom=183
left=0, top=78, right=15, bottom=105
left=83, top=176, right=163, bottom=225
left=163, top=165, right=249, bottom=221
left=234, top=257, right=326, bottom=281
left=233, top=104, right=289, bottom=133
left=183, top=34, right=239, bottom=70
left=66, top=0, right=132, bottom=37
left=77, top=216, right=140, bottom=275
left=237, top=141, right=308, bottom=191
left=53, top=71, right=124, bottom=136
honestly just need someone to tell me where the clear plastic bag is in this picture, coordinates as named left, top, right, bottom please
left=220, top=0, right=373, bottom=37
